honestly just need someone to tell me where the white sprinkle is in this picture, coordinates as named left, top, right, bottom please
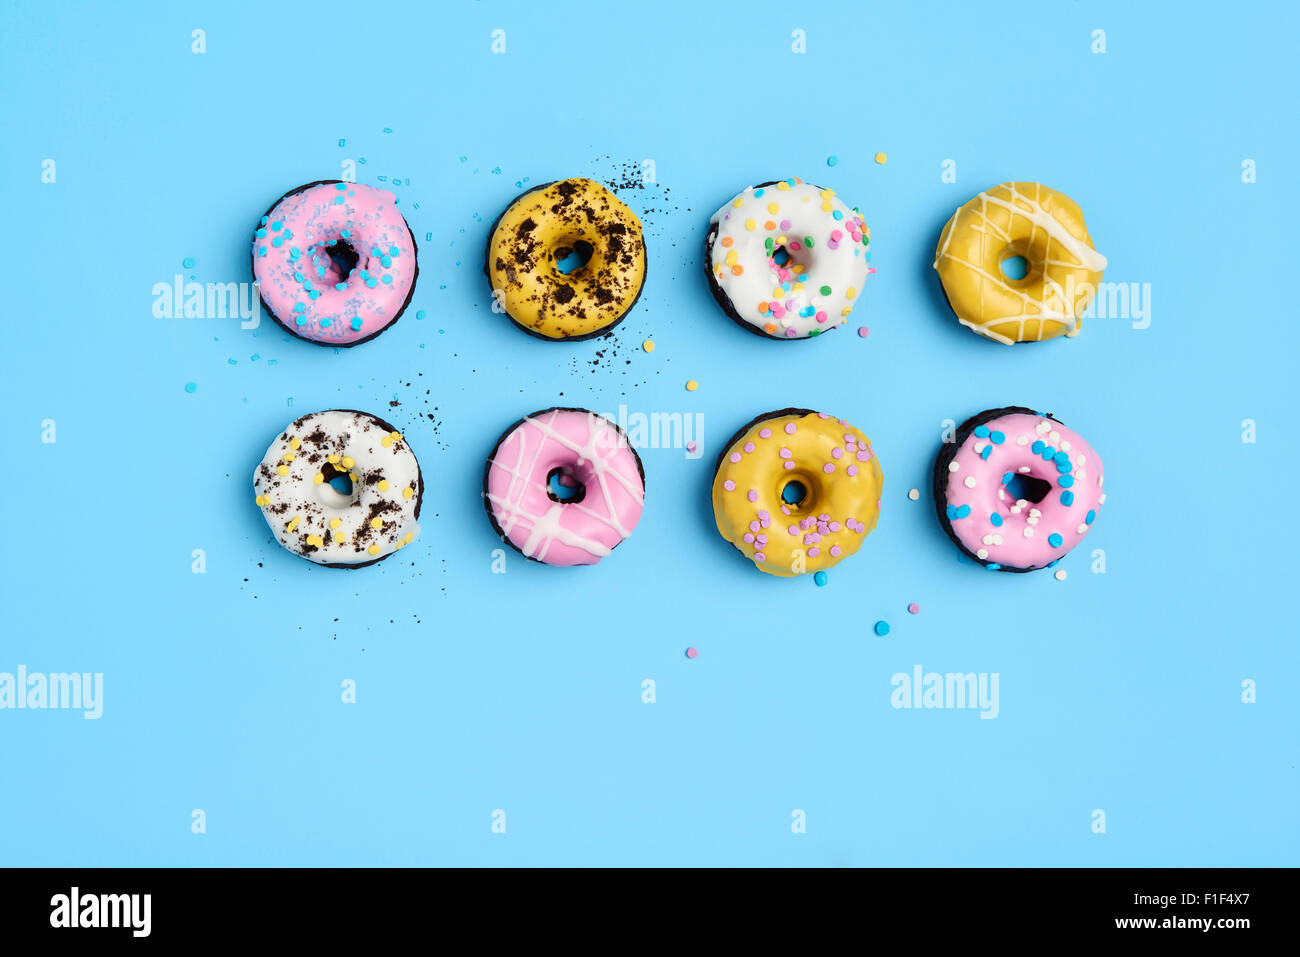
left=1018, top=466, right=1031, bottom=473
left=1036, top=421, right=1051, bottom=434
left=1049, top=430, right=1060, bottom=443
left=977, top=548, right=989, bottom=559
left=1016, top=499, right=1028, bottom=508
left=983, top=534, right=995, bottom=545
left=974, top=441, right=986, bottom=453
left=1098, top=475, right=1104, bottom=488
left=1078, top=454, right=1087, bottom=466
left=1054, top=569, right=1067, bottom=581
left=948, top=461, right=960, bottom=473
left=964, top=476, right=976, bottom=488
left=1076, top=470, right=1086, bottom=482
left=908, top=488, right=919, bottom=501
left=1029, top=508, right=1041, bottom=517
left=1023, top=526, right=1034, bottom=538
left=1077, top=524, right=1088, bottom=534
left=1060, top=440, right=1071, bottom=452
left=1099, top=493, right=1106, bottom=505
left=1016, top=435, right=1029, bottom=446
left=1027, top=515, right=1039, bottom=525
left=993, top=534, right=1004, bottom=545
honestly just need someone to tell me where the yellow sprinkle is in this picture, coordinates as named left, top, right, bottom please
left=341, top=456, right=355, bottom=470
left=255, top=494, right=270, bottom=507
left=403, top=532, right=414, bottom=544
left=874, top=152, right=887, bottom=164
left=724, top=250, right=738, bottom=266
left=776, top=181, right=790, bottom=191
left=792, top=283, right=805, bottom=293
left=289, top=437, right=301, bottom=450
left=821, top=201, right=833, bottom=213
left=350, top=472, right=359, bottom=482
left=282, top=451, right=296, bottom=462
left=368, top=544, right=381, bottom=556
left=377, top=479, right=390, bottom=492
left=744, top=218, right=756, bottom=231
left=389, top=432, right=402, bottom=441
left=395, top=541, right=405, bottom=550
left=776, top=235, right=787, bottom=245
left=329, top=517, right=342, bottom=529
left=381, top=436, right=392, bottom=447
left=772, top=288, right=784, bottom=299
left=286, top=516, right=300, bottom=532
left=841, top=306, right=853, bottom=316
left=276, top=464, right=289, bottom=477
left=846, top=287, right=856, bottom=300
left=333, top=531, right=346, bottom=544
left=370, top=517, right=383, bottom=529
left=766, top=202, right=779, bottom=214
left=327, top=454, right=340, bottom=465
left=820, top=188, right=835, bottom=200
left=306, top=534, right=324, bottom=547
left=732, top=197, right=743, bottom=208
left=642, top=339, right=655, bottom=353
left=686, top=380, right=699, bottom=392
left=402, top=487, right=414, bottom=499
left=313, top=473, right=324, bottom=485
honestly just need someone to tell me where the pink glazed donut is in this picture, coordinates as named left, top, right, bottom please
left=251, top=180, right=418, bottom=346
left=483, top=407, right=646, bottom=566
left=933, top=407, right=1105, bottom=572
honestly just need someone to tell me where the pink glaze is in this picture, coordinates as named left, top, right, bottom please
left=944, top=411, right=1105, bottom=570
left=486, top=409, right=645, bottom=566
left=252, top=182, right=416, bottom=345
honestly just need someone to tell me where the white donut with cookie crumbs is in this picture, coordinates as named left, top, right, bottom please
left=253, top=409, right=422, bottom=567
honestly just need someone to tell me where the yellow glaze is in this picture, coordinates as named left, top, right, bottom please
left=934, top=182, right=1107, bottom=344
left=486, top=178, right=646, bottom=340
left=712, top=411, right=883, bottom=578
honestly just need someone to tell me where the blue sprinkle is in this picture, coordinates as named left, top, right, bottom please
left=1060, top=491, right=1075, bottom=506
left=990, top=513, right=1003, bottom=527
left=293, top=271, right=304, bottom=282
left=334, top=196, right=345, bottom=204
left=814, top=570, right=828, bottom=587
left=1002, top=472, right=1014, bottom=484
left=990, top=430, right=1005, bottom=444
left=360, top=270, right=370, bottom=278
left=1054, top=451, right=1070, bottom=465
left=786, top=178, right=797, bottom=186
left=257, top=246, right=267, bottom=256
left=271, top=237, right=284, bottom=248
left=270, top=220, right=282, bottom=230
left=319, top=317, right=331, bottom=328
left=826, top=155, right=838, bottom=167
left=381, top=275, right=393, bottom=284
left=260, top=216, right=269, bottom=226
left=1058, top=475, right=1075, bottom=488
left=371, top=246, right=382, bottom=257
left=381, top=256, right=392, bottom=268
left=1031, top=440, right=1044, bottom=454
left=316, top=266, right=326, bottom=278
left=295, top=316, right=306, bottom=326
left=832, top=209, right=843, bottom=220
left=365, top=278, right=379, bottom=288
left=946, top=505, right=958, bottom=520
left=974, top=425, right=990, bottom=438
left=335, top=282, right=347, bottom=291
left=980, top=446, right=992, bottom=459
left=340, top=229, right=351, bottom=239
left=350, top=317, right=363, bottom=331
left=955, top=504, right=971, bottom=519
left=308, top=290, right=320, bottom=300
left=874, top=620, right=890, bottom=636
left=389, top=246, right=400, bottom=256
left=282, top=229, right=292, bottom=240
left=335, top=182, right=347, bottom=190
left=1055, top=460, right=1072, bottom=473
left=184, top=381, right=197, bottom=393
left=1048, top=533, right=1063, bottom=548
left=1085, top=510, right=1096, bottom=524
left=293, top=302, right=306, bottom=313
left=1041, top=446, right=1056, bottom=460
left=986, top=563, right=1002, bottom=571
left=416, top=309, right=427, bottom=320
left=255, top=228, right=266, bottom=238
left=754, top=188, right=765, bottom=197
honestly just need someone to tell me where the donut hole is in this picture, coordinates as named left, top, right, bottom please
left=314, top=462, right=357, bottom=507
left=554, top=240, right=594, bottom=276
left=323, top=239, right=360, bottom=285
left=546, top=466, right=586, bottom=504
left=770, top=242, right=809, bottom=277
left=327, top=472, right=354, bottom=496
left=999, top=255, right=1029, bottom=281
left=1003, top=472, right=1051, bottom=504
left=781, top=479, right=809, bottom=507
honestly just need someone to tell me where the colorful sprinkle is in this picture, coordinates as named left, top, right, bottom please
left=874, top=620, right=890, bottom=636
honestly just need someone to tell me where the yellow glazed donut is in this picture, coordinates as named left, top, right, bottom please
left=933, top=182, right=1107, bottom=344
left=712, top=409, right=883, bottom=578
left=485, top=178, right=646, bottom=340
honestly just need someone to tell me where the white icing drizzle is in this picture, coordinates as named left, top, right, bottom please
left=934, top=183, right=1106, bottom=343
left=486, top=410, right=644, bottom=563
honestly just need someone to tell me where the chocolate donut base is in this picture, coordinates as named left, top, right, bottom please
left=250, top=180, right=420, bottom=349
left=482, top=181, right=647, bottom=343
left=931, top=405, right=1058, bottom=574
left=481, top=407, right=646, bottom=565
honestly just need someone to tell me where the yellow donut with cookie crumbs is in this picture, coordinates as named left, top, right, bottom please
left=712, top=409, right=883, bottom=578
left=485, top=177, right=647, bottom=340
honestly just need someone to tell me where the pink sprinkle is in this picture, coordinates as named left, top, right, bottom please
left=749, top=520, right=760, bottom=533
left=847, top=464, right=858, bottom=476
left=771, top=304, right=785, bottom=318
left=753, top=552, right=766, bottom=562
left=744, top=441, right=755, bottom=453
left=729, top=452, right=742, bottom=463
left=758, top=509, right=771, bottom=520
left=831, top=447, right=843, bottom=459
left=756, top=534, right=768, bottom=545
left=780, top=219, right=792, bottom=230
left=785, top=423, right=797, bottom=434
left=907, top=603, right=920, bottom=615
left=857, top=326, right=869, bottom=338
left=827, top=241, right=840, bottom=250
left=856, top=450, right=869, bottom=461
left=783, top=460, right=795, bottom=470
left=823, top=463, right=835, bottom=473
left=785, top=328, right=797, bottom=338
left=723, top=479, right=736, bottom=491
left=685, top=647, right=698, bottom=659
left=829, top=545, right=841, bottom=557
left=779, top=447, right=792, bottom=459
left=743, top=533, right=755, bottom=544
left=759, top=428, right=772, bottom=438
left=788, top=524, right=799, bottom=535
left=686, top=441, right=698, bottom=452
left=830, top=229, right=843, bottom=241
left=818, top=513, right=830, bottom=521
left=815, top=311, right=827, bottom=323
left=829, top=521, right=841, bottom=531
left=747, top=489, right=758, bottom=502
left=807, top=547, right=820, bottom=557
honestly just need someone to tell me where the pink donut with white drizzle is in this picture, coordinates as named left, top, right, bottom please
left=251, top=180, right=418, bottom=346
left=933, top=406, right=1105, bottom=572
left=483, top=408, right=646, bottom=566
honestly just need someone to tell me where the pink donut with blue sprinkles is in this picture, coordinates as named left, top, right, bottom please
left=251, top=180, right=418, bottom=346
left=933, top=407, right=1105, bottom=573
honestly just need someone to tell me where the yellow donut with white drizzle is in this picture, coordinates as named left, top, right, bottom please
left=933, top=183, right=1107, bottom=344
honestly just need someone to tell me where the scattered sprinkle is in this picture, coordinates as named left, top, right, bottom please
left=874, top=152, right=887, bottom=164
left=814, top=571, right=828, bottom=587
left=874, top=620, right=890, bottom=636
left=685, top=441, right=697, bottom=454
left=1054, top=569, right=1068, bottom=581
left=184, top=382, right=197, bottom=393
left=685, top=647, right=698, bottom=659
left=857, top=326, right=869, bottom=338
left=908, top=488, right=919, bottom=501
left=182, top=257, right=195, bottom=269
left=907, top=603, right=919, bottom=615
left=685, top=380, right=698, bottom=391
left=642, top=339, right=655, bottom=353
left=826, top=155, right=838, bottom=167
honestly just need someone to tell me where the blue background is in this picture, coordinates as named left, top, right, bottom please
left=3, top=0, right=1296, bottom=866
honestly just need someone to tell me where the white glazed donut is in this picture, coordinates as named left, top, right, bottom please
left=705, top=177, right=872, bottom=339
left=253, top=410, right=422, bottom=567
